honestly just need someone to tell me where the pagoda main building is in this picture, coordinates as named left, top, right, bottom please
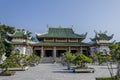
left=33, top=27, right=89, bottom=62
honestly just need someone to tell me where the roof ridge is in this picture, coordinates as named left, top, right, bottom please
left=48, top=27, right=72, bottom=29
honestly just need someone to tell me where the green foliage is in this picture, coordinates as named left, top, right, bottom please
left=72, top=53, right=92, bottom=68
left=97, top=52, right=112, bottom=65
left=91, top=52, right=98, bottom=60
left=0, top=36, right=5, bottom=60
left=27, top=54, right=41, bottom=65
left=0, top=52, right=30, bottom=71
left=0, top=24, right=15, bottom=57
left=109, top=44, right=120, bottom=61
left=96, top=77, right=114, bottom=80
left=0, top=24, right=15, bottom=37
left=62, top=52, right=92, bottom=69
left=0, top=52, right=41, bottom=71
left=62, top=52, right=75, bottom=63
left=109, top=44, right=120, bottom=79
left=1, top=70, right=15, bottom=75
left=62, top=52, right=75, bottom=69
left=109, top=44, right=120, bottom=60
left=97, top=52, right=104, bottom=64
left=104, top=56, right=112, bottom=61
left=4, top=42, right=14, bottom=57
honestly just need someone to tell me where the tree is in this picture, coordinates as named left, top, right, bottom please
left=0, top=24, right=15, bottom=57
left=72, top=53, right=92, bottom=68
left=97, top=52, right=104, bottom=65
left=90, top=52, right=98, bottom=64
left=0, top=34, right=5, bottom=63
left=0, top=24, right=15, bottom=37
left=62, top=52, right=75, bottom=70
left=4, top=42, right=14, bottom=57
left=109, top=44, right=120, bottom=80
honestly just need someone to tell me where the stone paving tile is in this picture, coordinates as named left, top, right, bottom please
left=0, top=63, right=117, bottom=80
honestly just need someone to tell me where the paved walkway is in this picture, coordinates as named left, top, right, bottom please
left=0, top=63, right=117, bottom=80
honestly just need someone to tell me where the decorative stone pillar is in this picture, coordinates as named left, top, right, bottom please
left=80, top=47, right=83, bottom=53
left=41, top=46, right=44, bottom=58
left=68, top=47, right=71, bottom=53
left=53, top=47, right=56, bottom=62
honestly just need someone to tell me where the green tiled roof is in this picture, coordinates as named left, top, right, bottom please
left=90, top=33, right=113, bottom=41
left=36, top=27, right=87, bottom=39
left=11, top=31, right=26, bottom=38
left=33, top=42, right=89, bottom=47
left=97, top=33, right=113, bottom=39
left=7, top=29, right=32, bottom=38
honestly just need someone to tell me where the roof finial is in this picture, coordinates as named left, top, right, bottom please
left=104, top=31, right=107, bottom=34
left=59, top=25, right=62, bottom=28
left=94, top=30, right=97, bottom=34
left=47, top=24, right=49, bottom=28
left=71, top=25, right=73, bottom=28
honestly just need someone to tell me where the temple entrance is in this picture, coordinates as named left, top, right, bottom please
left=45, top=50, right=53, bottom=57
left=71, top=50, right=77, bottom=54
left=83, top=50, right=88, bottom=56
left=103, top=49, right=107, bottom=55
left=35, top=50, right=41, bottom=57
left=56, top=50, right=66, bottom=57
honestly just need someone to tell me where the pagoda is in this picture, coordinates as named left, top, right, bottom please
left=33, top=27, right=89, bottom=62
left=90, top=31, right=114, bottom=55
left=5, top=29, right=34, bottom=55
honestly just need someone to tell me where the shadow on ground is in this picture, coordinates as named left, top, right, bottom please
left=52, top=70, right=73, bottom=73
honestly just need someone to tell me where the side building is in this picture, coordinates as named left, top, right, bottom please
left=90, top=31, right=114, bottom=55
left=5, top=29, right=34, bottom=55
left=33, top=27, right=90, bottom=63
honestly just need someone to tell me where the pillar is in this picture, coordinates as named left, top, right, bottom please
left=80, top=47, right=83, bottom=53
left=53, top=47, right=56, bottom=62
left=41, top=46, right=44, bottom=58
left=68, top=46, right=71, bottom=53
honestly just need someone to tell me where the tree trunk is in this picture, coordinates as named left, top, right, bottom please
left=67, top=61, right=70, bottom=70
left=116, top=61, right=120, bottom=80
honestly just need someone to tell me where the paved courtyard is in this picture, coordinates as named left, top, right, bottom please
left=0, top=63, right=117, bottom=80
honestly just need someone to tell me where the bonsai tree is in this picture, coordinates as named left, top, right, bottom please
left=72, top=53, right=92, bottom=68
left=62, top=52, right=75, bottom=70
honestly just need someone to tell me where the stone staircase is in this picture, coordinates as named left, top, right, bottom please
left=41, top=57, right=62, bottom=63
left=41, top=57, right=54, bottom=63
left=56, top=57, right=62, bottom=63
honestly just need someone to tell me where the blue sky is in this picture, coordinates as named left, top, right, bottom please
left=0, top=0, right=120, bottom=42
